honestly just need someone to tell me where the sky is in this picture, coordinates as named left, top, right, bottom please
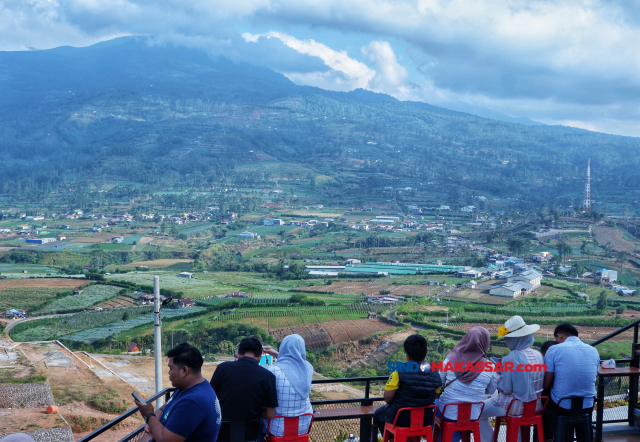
left=2, top=0, right=640, bottom=137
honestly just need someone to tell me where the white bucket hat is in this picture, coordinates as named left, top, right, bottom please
left=497, top=315, right=540, bottom=339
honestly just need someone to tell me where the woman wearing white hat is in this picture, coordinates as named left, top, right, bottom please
left=478, top=315, right=544, bottom=442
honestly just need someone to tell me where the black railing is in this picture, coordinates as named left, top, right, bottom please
left=77, top=388, right=175, bottom=442
left=77, top=376, right=389, bottom=442
left=590, top=318, right=640, bottom=442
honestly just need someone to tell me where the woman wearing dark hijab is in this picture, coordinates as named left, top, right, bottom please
left=436, top=327, right=497, bottom=442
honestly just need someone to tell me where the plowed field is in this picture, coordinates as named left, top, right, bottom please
left=0, top=278, right=89, bottom=290
left=298, top=280, right=438, bottom=296
left=270, top=319, right=394, bottom=349
left=96, top=296, right=138, bottom=309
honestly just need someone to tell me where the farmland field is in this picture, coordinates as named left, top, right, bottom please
left=270, top=319, right=394, bottom=349
left=96, top=295, right=138, bottom=309
left=62, top=307, right=205, bottom=342
left=105, top=272, right=249, bottom=298
left=11, top=306, right=153, bottom=341
left=0, top=287, right=73, bottom=311
left=37, top=284, right=122, bottom=314
left=0, top=278, right=88, bottom=290
left=106, top=259, right=194, bottom=269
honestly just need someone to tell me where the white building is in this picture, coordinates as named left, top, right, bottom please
left=490, top=281, right=533, bottom=298
left=507, top=269, right=542, bottom=289
left=597, top=269, right=618, bottom=282
left=179, top=272, right=194, bottom=278
left=263, top=218, right=284, bottom=226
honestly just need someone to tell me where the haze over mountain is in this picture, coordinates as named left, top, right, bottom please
left=1, top=37, right=639, bottom=209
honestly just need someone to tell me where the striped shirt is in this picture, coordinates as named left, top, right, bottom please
left=490, top=347, right=544, bottom=415
left=265, top=365, right=313, bottom=437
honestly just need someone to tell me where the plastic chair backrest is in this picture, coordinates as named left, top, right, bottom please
left=556, top=396, right=594, bottom=415
left=440, top=402, right=484, bottom=425
left=391, top=406, right=437, bottom=428
left=505, top=396, right=549, bottom=418
left=268, top=413, right=314, bottom=439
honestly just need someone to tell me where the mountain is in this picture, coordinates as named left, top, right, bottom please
left=0, top=36, right=639, bottom=209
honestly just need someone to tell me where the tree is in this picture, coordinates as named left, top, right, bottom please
left=616, top=305, right=627, bottom=314
left=597, top=291, right=608, bottom=310
left=556, top=241, right=572, bottom=262
left=122, top=310, right=130, bottom=325
left=217, top=340, right=235, bottom=355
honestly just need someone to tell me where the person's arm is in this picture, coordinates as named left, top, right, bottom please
left=543, top=372, right=554, bottom=390
left=210, top=366, right=222, bottom=392
left=485, top=373, right=498, bottom=395
left=135, top=400, right=186, bottom=442
left=383, top=371, right=399, bottom=404
left=263, top=345, right=279, bottom=358
left=543, top=349, right=556, bottom=390
left=261, top=407, right=276, bottom=419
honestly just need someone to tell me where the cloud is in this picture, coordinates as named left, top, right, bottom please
left=3, top=0, right=640, bottom=135
left=242, top=32, right=375, bottom=91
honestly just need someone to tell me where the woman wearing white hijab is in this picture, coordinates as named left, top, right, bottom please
left=478, top=316, right=544, bottom=442
left=264, top=334, right=314, bottom=437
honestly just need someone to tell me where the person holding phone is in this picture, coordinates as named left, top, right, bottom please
left=134, top=343, right=221, bottom=442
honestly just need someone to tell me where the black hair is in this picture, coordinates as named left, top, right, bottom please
left=238, top=337, right=263, bottom=358
left=554, top=323, right=579, bottom=338
left=404, top=334, right=428, bottom=362
left=540, top=340, right=558, bottom=355
left=166, top=343, right=203, bottom=372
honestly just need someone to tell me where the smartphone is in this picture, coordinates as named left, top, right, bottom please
left=132, top=391, right=146, bottom=405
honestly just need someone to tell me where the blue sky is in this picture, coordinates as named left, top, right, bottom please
left=2, top=0, right=640, bottom=136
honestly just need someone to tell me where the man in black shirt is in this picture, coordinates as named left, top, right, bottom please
left=211, top=337, right=278, bottom=442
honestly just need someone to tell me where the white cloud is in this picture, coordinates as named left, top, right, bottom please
left=243, top=32, right=375, bottom=91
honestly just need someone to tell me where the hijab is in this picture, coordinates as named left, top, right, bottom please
left=445, top=326, right=490, bottom=385
left=275, top=334, right=314, bottom=399
left=498, top=334, right=537, bottom=403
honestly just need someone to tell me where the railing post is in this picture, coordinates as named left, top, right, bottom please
left=631, top=325, right=640, bottom=427
left=596, top=376, right=605, bottom=442
left=360, top=379, right=373, bottom=442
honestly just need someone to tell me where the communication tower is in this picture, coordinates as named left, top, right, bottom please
left=584, top=158, right=591, bottom=212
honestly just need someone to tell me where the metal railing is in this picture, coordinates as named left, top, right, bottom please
left=77, top=376, right=389, bottom=442
left=590, top=318, right=640, bottom=442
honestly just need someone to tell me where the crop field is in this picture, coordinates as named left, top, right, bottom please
left=300, top=280, right=453, bottom=296
left=0, top=287, right=72, bottom=311
left=11, top=306, right=153, bottom=341
left=62, top=307, right=205, bottom=342
left=96, top=295, right=139, bottom=309
left=0, top=264, right=61, bottom=274
left=199, top=295, right=292, bottom=306
left=270, top=319, right=394, bottom=349
left=109, top=259, right=194, bottom=269
left=0, top=277, right=88, bottom=289
left=37, top=284, right=122, bottom=314
left=105, top=272, right=247, bottom=298
left=593, top=225, right=639, bottom=253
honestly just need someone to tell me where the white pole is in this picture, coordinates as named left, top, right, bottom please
left=154, top=276, right=163, bottom=409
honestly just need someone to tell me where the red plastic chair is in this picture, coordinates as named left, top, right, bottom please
left=382, top=405, right=438, bottom=442
left=432, top=402, right=484, bottom=442
left=266, top=413, right=314, bottom=442
left=492, top=397, right=548, bottom=442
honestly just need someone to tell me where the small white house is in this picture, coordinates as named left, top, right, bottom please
left=179, top=272, right=194, bottom=278
left=263, top=218, right=284, bottom=226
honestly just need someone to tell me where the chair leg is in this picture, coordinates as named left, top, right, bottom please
left=432, top=424, right=440, bottom=442
left=506, top=422, right=520, bottom=442
left=535, top=422, right=545, bottom=442
left=492, top=419, right=502, bottom=442
left=470, top=429, right=481, bottom=442
left=382, top=428, right=390, bottom=442
left=460, top=431, right=470, bottom=442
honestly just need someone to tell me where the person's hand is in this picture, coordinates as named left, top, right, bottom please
left=263, top=345, right=278, bottom=357
left=144, top=424, right=151, bottom=435
left=134, top=397, right=154, bottom=418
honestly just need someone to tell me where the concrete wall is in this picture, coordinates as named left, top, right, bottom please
left=0, top=382, right=55, bottom=408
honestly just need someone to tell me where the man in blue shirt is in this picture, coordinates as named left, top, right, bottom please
left=135, top=343, right=221, bottom=442
left=543, top=324, right=600, bottom=439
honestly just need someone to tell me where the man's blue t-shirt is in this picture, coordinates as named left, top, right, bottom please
left=159, top=380, right=221, bottom=442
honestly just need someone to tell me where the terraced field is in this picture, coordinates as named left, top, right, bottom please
left=270, top=319, right=394, bottom=349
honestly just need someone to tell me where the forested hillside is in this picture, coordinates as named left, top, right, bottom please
left=1, top=36, right=639, bottom=209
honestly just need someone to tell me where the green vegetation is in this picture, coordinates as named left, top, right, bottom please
left=0, top=287, right=73, bottom=312
left=37, top=285, right=122, bottom=314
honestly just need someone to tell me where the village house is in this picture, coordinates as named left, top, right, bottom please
left=364, top=294, right=404, bottom=303
left=263, top=218, right=284, bottom=226
left=490, top=269, right=542, bottom=298
left=178, top=272, right=194, bottom=278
